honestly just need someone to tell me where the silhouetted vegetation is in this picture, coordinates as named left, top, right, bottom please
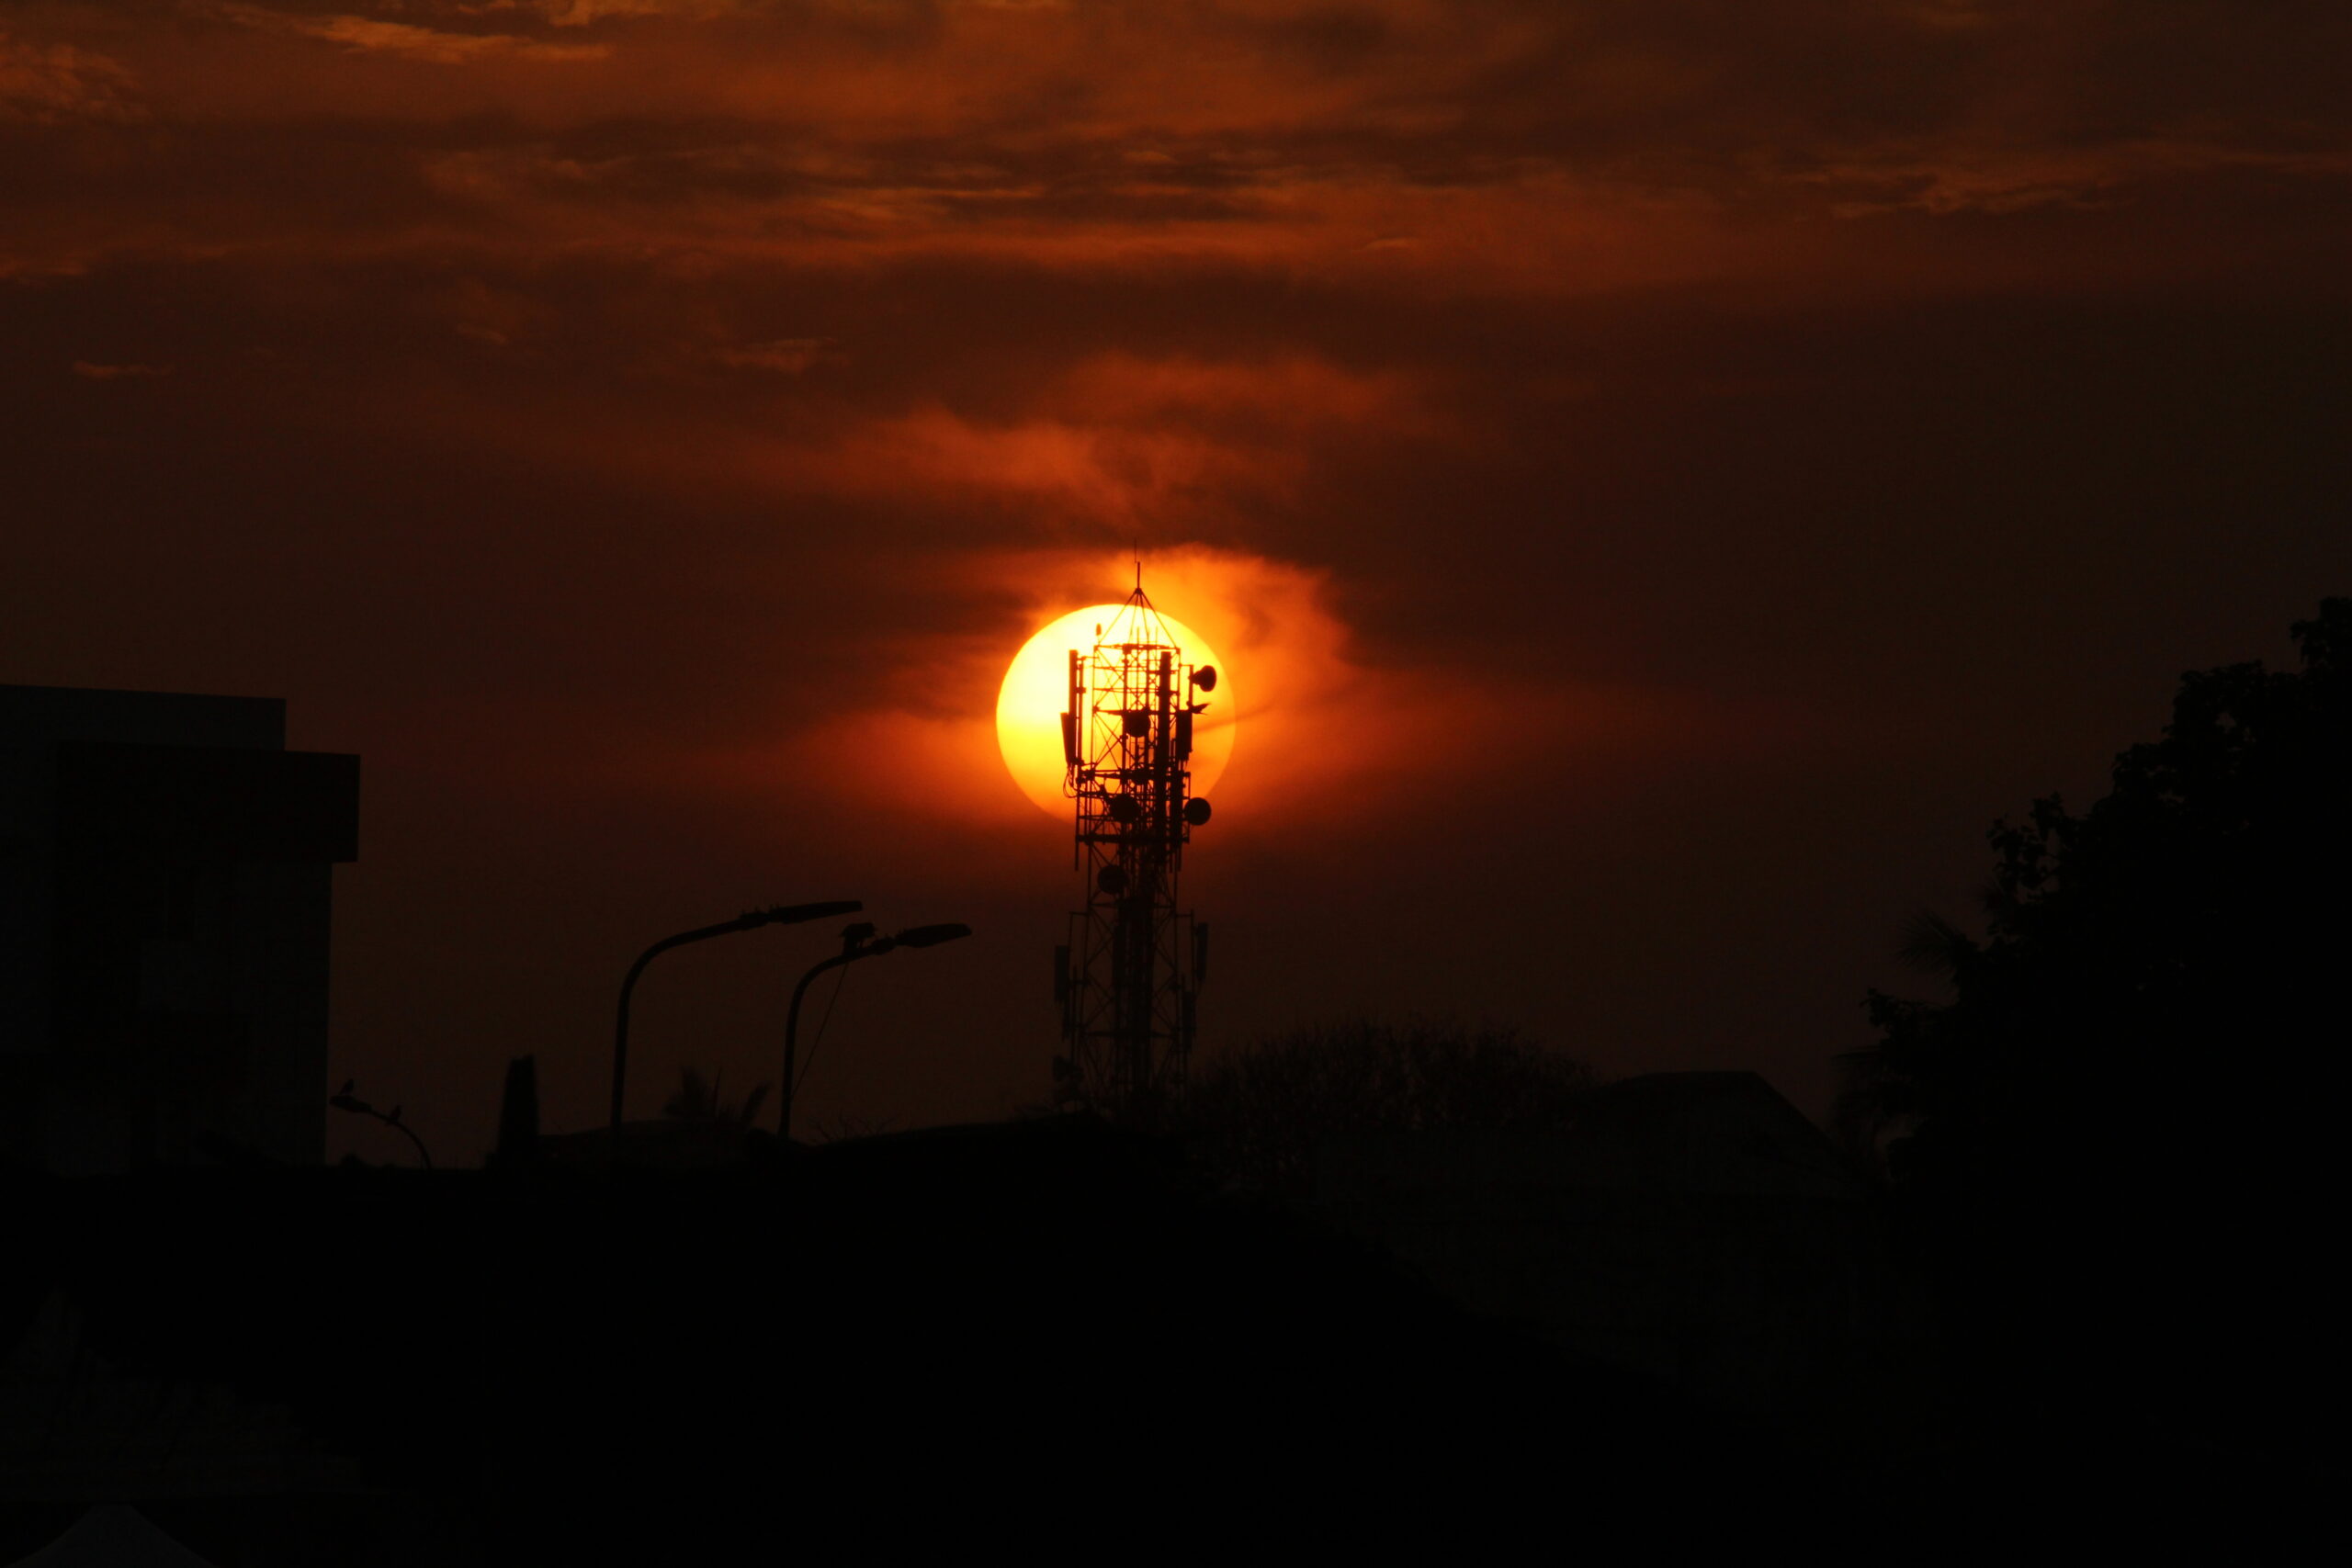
left=1843, top=598, right=2352, bottom=1483
left=660, top=1066, right=771, bottom=1129
left=1185, top=1019, right=1597, bottom=1193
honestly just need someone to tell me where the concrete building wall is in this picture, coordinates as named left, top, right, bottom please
left=0, top=686, right=355, bottom=1172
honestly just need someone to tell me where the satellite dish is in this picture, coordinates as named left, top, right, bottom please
left=1122, top=710, right=1151, bottom=738
left=1184, top=797, right=1212, bottom=827
left=1190, top=665, right=1217, bottom=692
left=1097, top=864, right=1128, bottom=896
left=1107, top=795, right=1141, bottom=824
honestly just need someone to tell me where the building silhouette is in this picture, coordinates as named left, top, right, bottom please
left=0, top=685, right=357, bottom=1173
left=1306, top=1071, right=1917, bottom=1419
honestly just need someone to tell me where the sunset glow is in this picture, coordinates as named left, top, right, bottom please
left=10, top=0, right=2346, bottom=1242
left=996, top=605, right=1233, bottom=818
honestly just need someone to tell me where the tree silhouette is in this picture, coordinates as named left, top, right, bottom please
left=1185, top=1019, right=1596, bottom=1194
left=1844, top=598, right=2352, bottom=1469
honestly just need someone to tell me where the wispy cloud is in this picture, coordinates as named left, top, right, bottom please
left=3, top=2, right=2344, bottom=295
left=71, top=360, right=172, bottom=380
left=211, top=5, right=610, bottom=63
left=0, top=33, right=141, bottom=123
left=758, top=353, right=1440, bottom=535
left=714, top=338, right=835, bottom=375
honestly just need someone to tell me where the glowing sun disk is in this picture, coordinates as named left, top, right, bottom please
left=996, top=605, right=1234, bottom=818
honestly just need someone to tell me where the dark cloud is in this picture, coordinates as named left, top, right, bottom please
left=206, top=3, right=614, bottom=62
left=6, top=2, right=2346, bottom=283
left=69, top=359, right=172, bottom=378
left=0, top=28, right=141, bottom=125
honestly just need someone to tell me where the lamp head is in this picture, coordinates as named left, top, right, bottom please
left=894, top=922, right=974, bottom=949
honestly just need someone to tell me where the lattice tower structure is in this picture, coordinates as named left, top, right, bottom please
left=1053, top=588, right=1212, bottom=1121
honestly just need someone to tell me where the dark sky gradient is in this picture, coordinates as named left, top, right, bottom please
left=6, top=1, right=2348, bottom=1160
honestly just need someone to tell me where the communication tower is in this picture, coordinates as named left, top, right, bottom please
left=1052, top=582, right=1214, bottom=1122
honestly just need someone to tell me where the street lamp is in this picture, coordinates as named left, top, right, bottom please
left=781, top=921, right=973, bottom=1141
left=611, top=900, right=862, bottom=1153
left=329, top=1080, right=433, bottom=1169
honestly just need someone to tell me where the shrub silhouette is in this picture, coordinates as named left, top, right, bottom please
left=1185, top=1019, right=1596, bottom=1193
left=661, top=1066, right=771, bottom=1128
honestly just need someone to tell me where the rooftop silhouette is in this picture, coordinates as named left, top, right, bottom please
left=0, top=684, right=357, bottom=1176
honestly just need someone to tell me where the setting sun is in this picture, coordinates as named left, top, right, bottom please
left=996, top=604, right=1234, bottom=818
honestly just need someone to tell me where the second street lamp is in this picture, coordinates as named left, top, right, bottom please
left=328, top=1081, right=432, bottom=1169
left=610, top=899, right=862, bottom=1155
left=781, top=921, right=973, bottom=1142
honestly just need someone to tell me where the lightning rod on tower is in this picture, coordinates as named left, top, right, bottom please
left=1051, top=581, right=1213, bottom=1122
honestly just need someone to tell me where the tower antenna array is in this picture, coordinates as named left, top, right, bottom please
left=1052, top=582, right=1214, bottom=1122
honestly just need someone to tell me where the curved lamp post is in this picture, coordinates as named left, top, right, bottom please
left=329, top=1081, right=433, bottom=1169
left=782, top=921, right=972, bottom=1141
left=611, top=900, right=862, bottom=1153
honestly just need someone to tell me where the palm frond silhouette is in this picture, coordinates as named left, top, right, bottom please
left=661, top=1066, right=772, bottom=1129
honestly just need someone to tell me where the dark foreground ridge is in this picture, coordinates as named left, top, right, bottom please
left=4, top=1114, right=1800, bottom=1561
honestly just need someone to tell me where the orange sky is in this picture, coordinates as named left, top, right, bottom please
left=6, top=1, right=2351, bottom=1158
